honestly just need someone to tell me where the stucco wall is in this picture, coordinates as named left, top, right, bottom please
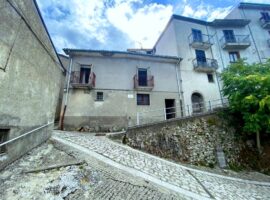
left=63, top=54, right=182, bottom=130
left=0, top=0, right=63, bottom=170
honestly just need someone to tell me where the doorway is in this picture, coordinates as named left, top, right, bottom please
left=138, top=68, right=147, bottom=86
left=191, top=92, right=204, bottom=113
left=165, top=99, right=176, bottom=120
left=80, top=67, right=91, bottom=84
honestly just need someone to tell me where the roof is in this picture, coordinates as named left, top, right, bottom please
left=63, top=49, right=182, bottom=62
left=210, top=19, right=250, bottom=27
left=239, top=2, right=270, bottom=10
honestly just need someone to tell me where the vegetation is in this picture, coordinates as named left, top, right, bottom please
left=221, top=60, right=270, bottom=153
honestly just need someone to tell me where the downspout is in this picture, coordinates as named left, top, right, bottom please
left=60, top=54, right=73, bottom=130
left=175, top=58, right=184, bottom=116
left=213, top=28, right=225, bottom=102
left=240, top=9, right=262, bottom=63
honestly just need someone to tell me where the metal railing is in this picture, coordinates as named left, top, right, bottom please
left=70, top=71, right=96, bottom=87
left=260, top=17, right=270, bottom=27
left=192, top=58, right=218, bottom=70
left=0, top=122, right=54, bottom=149
left=220, top=35, right=250, bottom=45
left=136, top=98, right=228, bottom=126
left=134, top=74, right=154, bottom=88
left=188, top=33, right=213, bottom=45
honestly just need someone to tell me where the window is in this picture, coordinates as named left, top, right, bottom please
left=96, top=92, right=103, bottom=101
left=207, top=74, right=214, bottom=83
left=223, top=30, right=236, bottom=43
left=137, top=94, right=150, bottom=105
left=261, top=12, right=270, bottom=20
left=192, top=29, right=203, bottom=42
left=195, top=49, right=206, bottom=63
left=80, top=66, right=91, bottom=84
left=229, top=52, right=240, bottom=63
left=0, top=129, right=9, bottom=155
left=138, top=68, right=148, bottom=86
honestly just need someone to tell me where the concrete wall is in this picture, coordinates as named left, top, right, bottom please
left=64, top=54, right=182, bottom=130
left=0, top=0, right=63, bottom=170
left=154, top=14, right=265, bottom=107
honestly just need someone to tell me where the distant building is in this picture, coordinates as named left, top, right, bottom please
left=0, top=0, right=65, bottom=170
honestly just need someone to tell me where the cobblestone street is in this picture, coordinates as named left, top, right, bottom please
left=53, top=131, right=270, bottom=200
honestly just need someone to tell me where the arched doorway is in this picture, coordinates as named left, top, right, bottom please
left=191, top=92, right=204, bottom=113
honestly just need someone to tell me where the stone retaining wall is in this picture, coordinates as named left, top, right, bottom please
left=116, top=113, right=243, bottom=167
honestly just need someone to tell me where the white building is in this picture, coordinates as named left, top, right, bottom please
left=61, top=2, right=270, bottom=130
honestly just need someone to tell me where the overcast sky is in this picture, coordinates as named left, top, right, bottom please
left=36, top=0, right=270, bottom=54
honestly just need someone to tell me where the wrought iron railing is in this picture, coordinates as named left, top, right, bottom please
left=220, top=35, right=250, bottom=45
left=192, top=58, right=218, bottom=70
left=135, top=98, right=228, bottom=126
left=70, top=71, right=96, bottom=87
left=133, top=74, right=154, bottom=88
left=188, top=33, right=213, bottom=45
left=260, top=17, right=270, bottom=27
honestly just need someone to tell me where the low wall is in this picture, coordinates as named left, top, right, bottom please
left=112, top=113, right=243, bottom=167
left=0, top=125, right=52, bottom=170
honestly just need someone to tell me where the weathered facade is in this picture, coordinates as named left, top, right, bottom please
left=153, top=4, right=268, bottom=107
left=62, top=50, right=182, bottom=130
left=0, top=0, right=65, bottom=170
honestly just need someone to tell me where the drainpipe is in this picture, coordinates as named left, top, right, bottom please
left=60, top=55, right=73, bottom=130
left=175, top=58, right=184, bottom=116
left=241, top=9, right=262, bottom=63
left=214, top=29, right=225, bottom=102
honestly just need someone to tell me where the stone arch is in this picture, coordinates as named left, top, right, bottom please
left=191, top=92, right=204, bottom=113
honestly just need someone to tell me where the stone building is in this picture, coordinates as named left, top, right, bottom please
left=0, top=0, right=65, bottom=170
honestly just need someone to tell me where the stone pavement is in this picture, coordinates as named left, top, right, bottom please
left=52, top=131, right=270, bottom=200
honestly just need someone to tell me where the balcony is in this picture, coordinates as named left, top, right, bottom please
left=220, top=35, right=251, bottom=50
left=188, top=33, right=213, bottom=49
left=260, top=17, right=270, bottom=29
left=134, top=75, right=154, bottom=91
left=193, top=58, right=218, bottom=73
left=70, top=71, right=96, bottom=89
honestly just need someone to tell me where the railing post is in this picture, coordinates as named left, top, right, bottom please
left=208, top=100, right=212, bottom=111
left=187, top=105, right=190, bottom=116
left=136, top=112, right=140, bottom=126
left=164, top=108, right=167, bottom=120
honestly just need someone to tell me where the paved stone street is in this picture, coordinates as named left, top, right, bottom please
left=53, top=131, right=270, bottom=200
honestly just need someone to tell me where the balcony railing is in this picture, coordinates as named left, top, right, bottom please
left=220, top=35, right=251, bottom=50
left=70, top=71, right=96, bottom=89
left=260, top=17, right=270, bottom=29
left=188, top=33, right=213, bottom=49
left=193, top=58, right=218, bottom=72
left=134, top=75, right=154, bottom=91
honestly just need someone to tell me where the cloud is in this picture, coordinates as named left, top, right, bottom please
left=181, top=3, right=232, bottom=21
left=36, top=0, right=173, bottom=53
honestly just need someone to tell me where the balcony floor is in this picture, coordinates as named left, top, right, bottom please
left=222, top=42, right=250, bottom=50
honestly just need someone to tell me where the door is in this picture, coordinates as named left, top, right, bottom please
left=223, top=30, right=236, bottom=43
left=165, top=99, right=176, bottom=120
left=138, top=68, right=147, bottom=86
left=80, top=67, right=91, bottom=84
left=191, top=93, right=204, bottom=113
left=195, top=50, right=206, bottom=66
left=192, top=29, right=203, bottom=42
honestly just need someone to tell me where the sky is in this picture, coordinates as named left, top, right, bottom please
left=36, top=0, right=270, bottom=54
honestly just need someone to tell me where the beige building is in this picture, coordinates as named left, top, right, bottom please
left=62, top=49, right=182, bottom=130
left=0, top=0, right=65, bottom=169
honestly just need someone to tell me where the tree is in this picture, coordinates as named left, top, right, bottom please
left=221, top=60, right=270, bottom=153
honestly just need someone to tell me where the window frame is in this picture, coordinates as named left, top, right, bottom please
left=96, top=91, right=104, bottom=101
left=0, top=129, right=9, bottom=155
left=229, top=51, right=240, bottom=63
left=137, top=93, right=150, bottom=106
left=207, top=73, right=214, bottom=83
